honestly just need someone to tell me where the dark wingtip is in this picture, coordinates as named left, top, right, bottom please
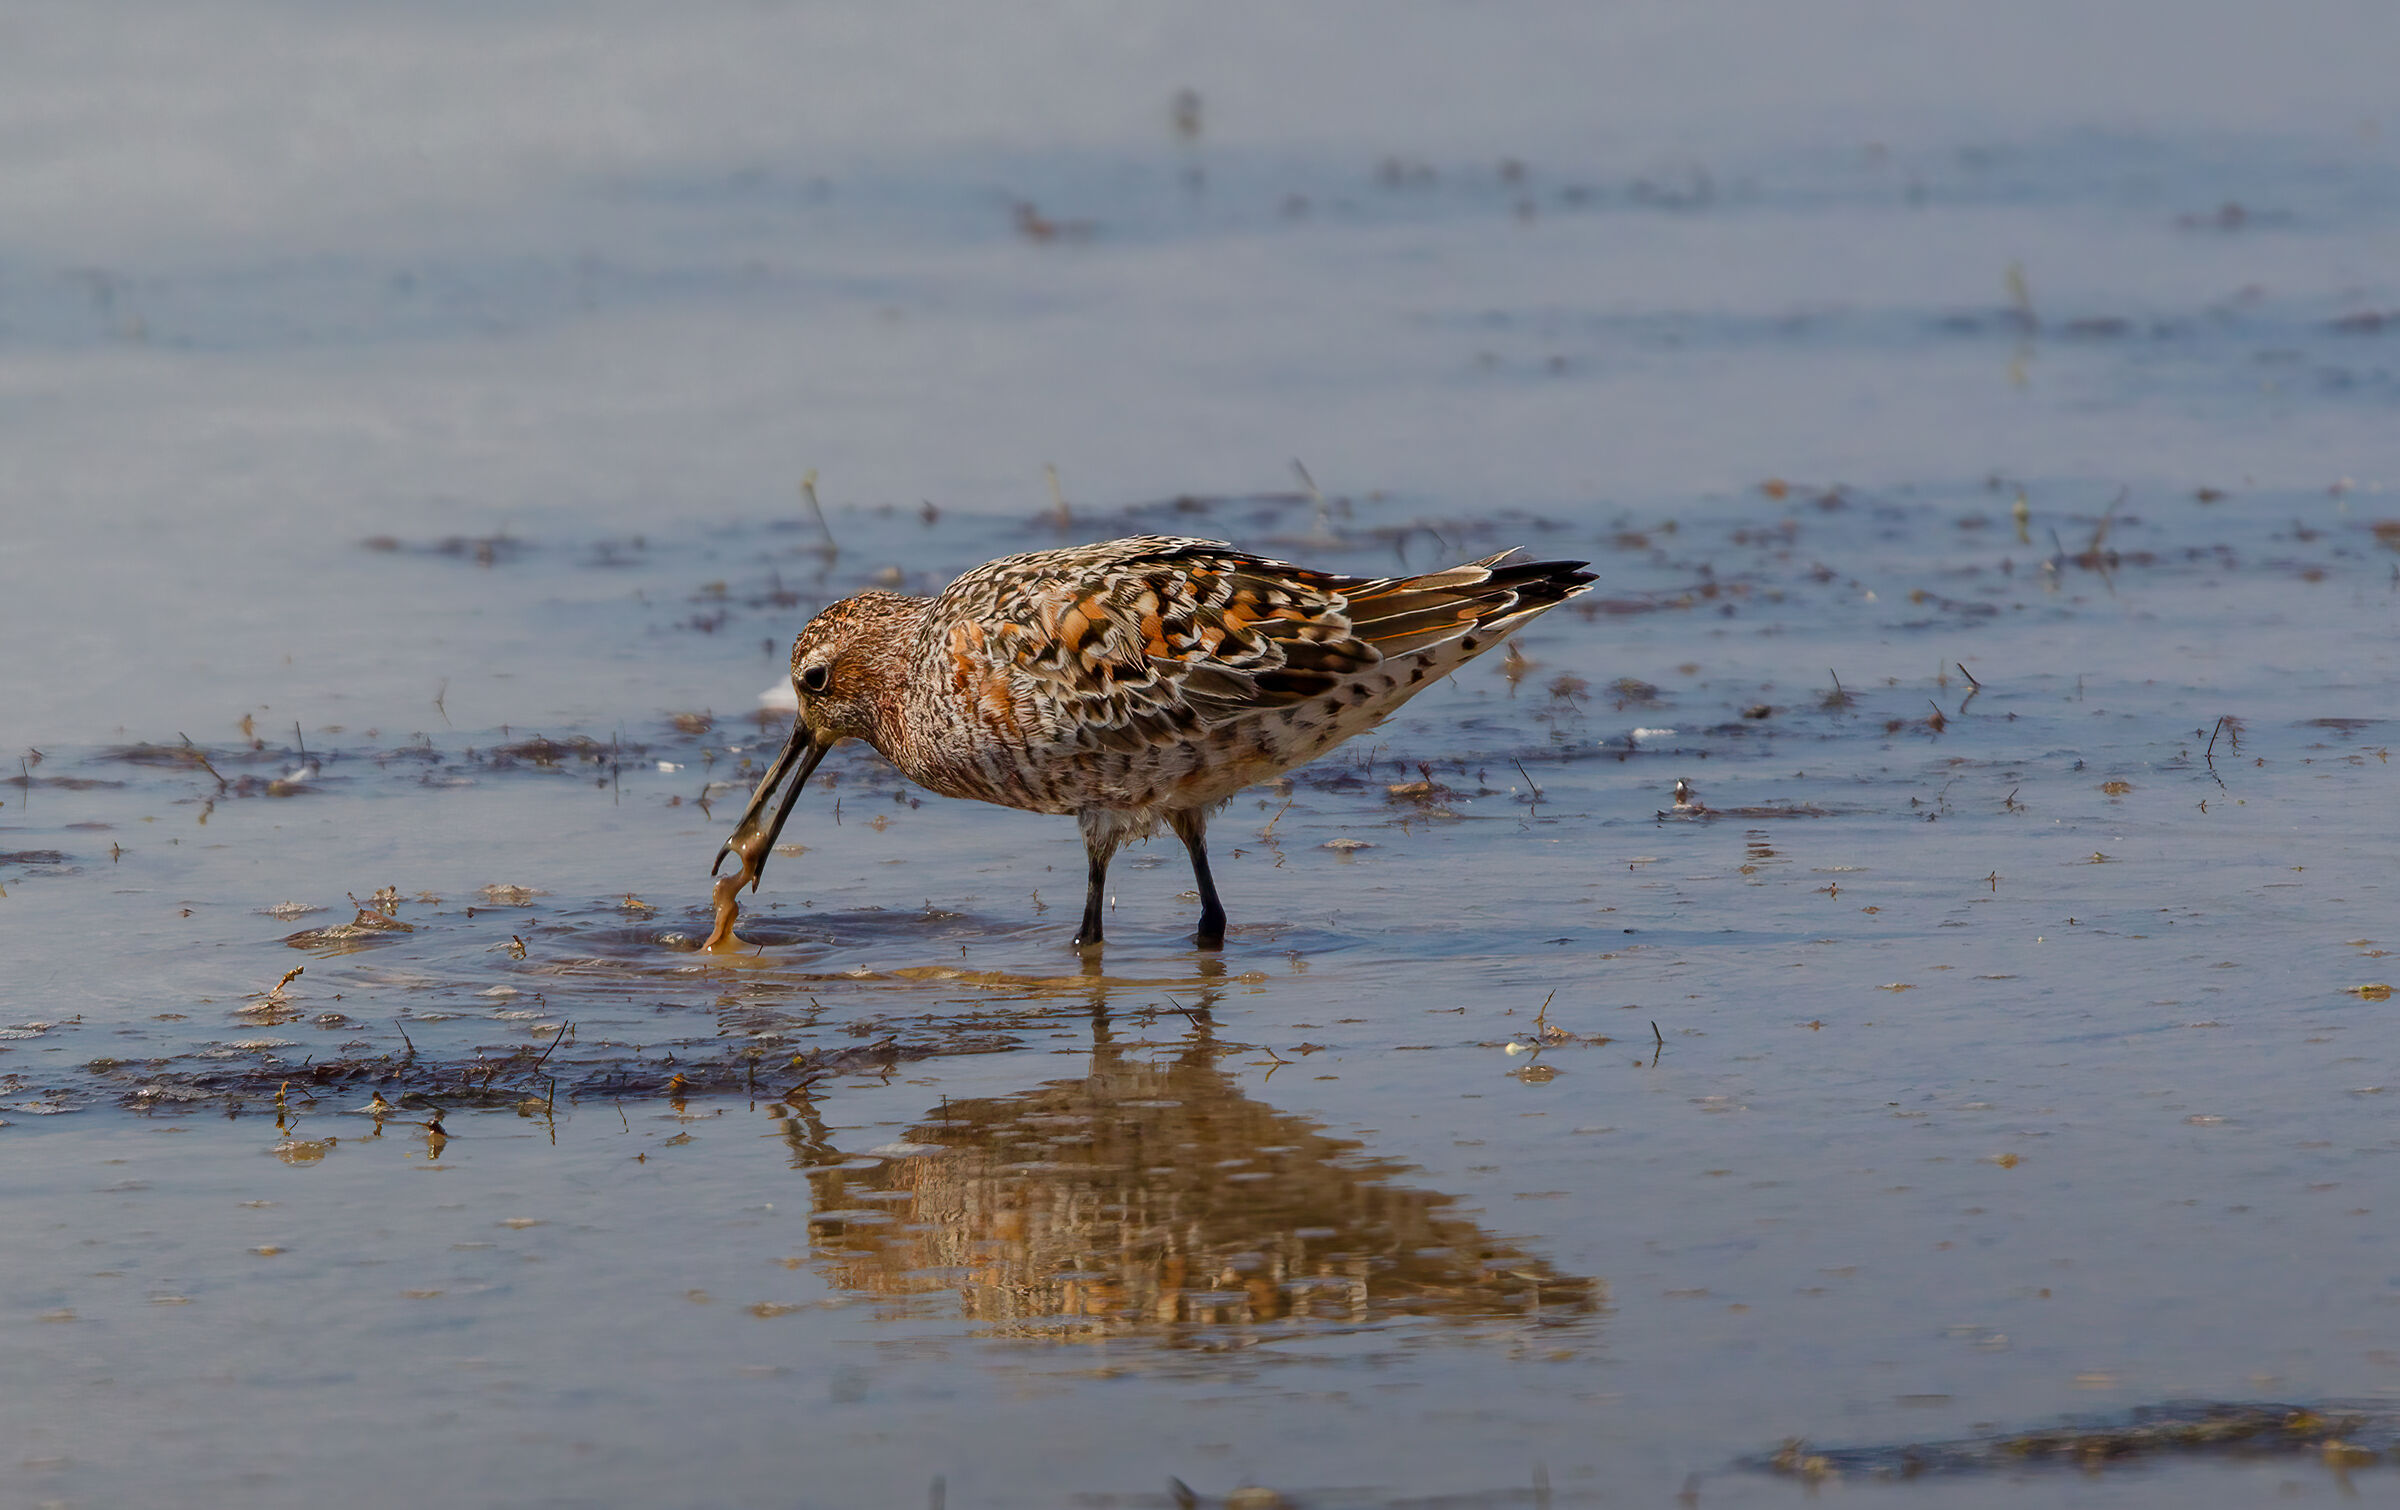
left=1489, top=558, right=1597, bottom=610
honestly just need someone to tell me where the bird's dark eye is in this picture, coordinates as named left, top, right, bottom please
left=799, top=664, right=830, bottom=694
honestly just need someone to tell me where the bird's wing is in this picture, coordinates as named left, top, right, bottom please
left=928, top=536, right=1582, bottom=756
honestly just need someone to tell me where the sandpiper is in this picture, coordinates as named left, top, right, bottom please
left=707, top=535, right=1592, bottom=950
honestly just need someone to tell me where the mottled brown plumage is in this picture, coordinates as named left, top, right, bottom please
left=707, top=535, right=1592, bottom=950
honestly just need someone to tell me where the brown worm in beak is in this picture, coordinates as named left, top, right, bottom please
left=702, top=723, right=830, bottom=951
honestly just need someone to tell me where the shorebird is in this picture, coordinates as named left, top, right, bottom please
left=707, top=535, right=1592, bottom=950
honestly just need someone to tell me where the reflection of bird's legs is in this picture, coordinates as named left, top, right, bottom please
left=1174, top=1014, right=1219, bottom=1076
left=1177, top=953, right=1225, bottom=1029
left=777, top=1088, right=839, bottom=1169
left=1166, top=808, right=1227, bottom=948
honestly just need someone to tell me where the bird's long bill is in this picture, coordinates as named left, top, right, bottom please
left=710, top=722, right=832, bottom=894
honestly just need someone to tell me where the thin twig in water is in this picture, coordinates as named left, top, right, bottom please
left=178, top=734, right=227, bottom=790
left=529, top=1020, right=571, bottom=1076
left=1513, top=757, right=1544, bottom=805
left=2088, top=487, right=2126, bottom=554
left=1955, top=662, right=1981, bottom=690
left=2201, top=715, right=2232, bottom=792
left=798, top=468, right=839, bottom=559
left=1292, top=458, right=1336, bottom=543
left=394, top=1018, right=417, bottom=1057
left=1044, top=464, right=1071, bottom=528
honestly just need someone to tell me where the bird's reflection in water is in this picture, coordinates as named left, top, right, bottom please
left=769, top=969, right=1602, bottom=1345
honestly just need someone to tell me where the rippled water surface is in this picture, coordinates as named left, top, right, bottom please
left=5, top=4, right=2400, bottom=1506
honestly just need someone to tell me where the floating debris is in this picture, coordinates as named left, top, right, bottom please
left=1759, top=1401, right=2400, bottom=1481
left=283, top=909, right=414, bottom=952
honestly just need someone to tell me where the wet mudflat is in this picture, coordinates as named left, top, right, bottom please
left=8, top=489, right=2398, bottom=1508
left=6, top=4, right=2400, bottom=1507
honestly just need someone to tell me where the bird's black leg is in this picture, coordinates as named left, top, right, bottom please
left=1074, top=851, right=1108, bottom=950
left=1073, top=812, right=1128, bottom=951
left=1075, top=854, right=1108, bottom=945
left=1168, top=809, right=1227, bottom=949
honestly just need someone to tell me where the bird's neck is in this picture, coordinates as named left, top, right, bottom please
left=843, top=595, right=930, bottom=757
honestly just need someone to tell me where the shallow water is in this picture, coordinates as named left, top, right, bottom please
left=6, top=4, right=2400, bottom=1507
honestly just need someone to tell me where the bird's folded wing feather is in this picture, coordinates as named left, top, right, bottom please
left=930, top=536, right=1560, bottom=756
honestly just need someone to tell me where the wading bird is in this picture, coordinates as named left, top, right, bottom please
left=708, top=535, right=1591, bottom=950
